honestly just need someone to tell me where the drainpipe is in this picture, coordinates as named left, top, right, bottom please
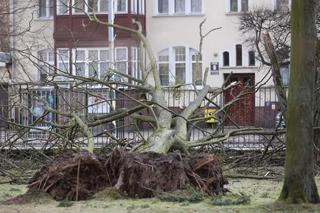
left=9, top=0, right=16, bottom=82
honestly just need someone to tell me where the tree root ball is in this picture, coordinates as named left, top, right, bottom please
left=26, top=149, right=228, bottom=201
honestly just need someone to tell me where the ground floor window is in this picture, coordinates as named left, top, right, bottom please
left=157, top=46, right=202, bottom=86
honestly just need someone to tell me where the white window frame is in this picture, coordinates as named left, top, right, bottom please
left=226, top=0, right=249, bottom=13
left=57, top=48, right=70, bottom=74
left=131, top=0, right=138, bottom=14
left=116, top=0, right=128, bottom=14
left=157, top=46, right=202, bottom=87
left=131, top=47, right=139, bottom=80
left=57, top=0, right=70, bottom=15
left=115, top=47, right=129, bottom=75
left=139, top=0, right=145, bottom=15
left=72, top=48, right=111, bottom=79
left=39, top=0, right=53, bottom=18
left=72, top=0, right=109, bottom=14
left=38, top=49, right=55, bottom=77
left=156, top=0, right=203, bottom=16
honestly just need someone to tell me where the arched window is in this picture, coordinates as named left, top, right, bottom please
left=236, top=44, right=242, bottom=66
left=223, top=51, right=230, bottom=67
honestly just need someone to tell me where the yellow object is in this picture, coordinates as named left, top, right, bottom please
left=205, top=108, right=218, bottom=123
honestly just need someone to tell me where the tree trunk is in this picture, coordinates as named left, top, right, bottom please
left=315, top=39, right=320, bottom=162
left=279, top=0, right=320, bottom=203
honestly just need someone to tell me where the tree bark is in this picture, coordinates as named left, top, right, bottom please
left=279, top=0, right=320, bottom=203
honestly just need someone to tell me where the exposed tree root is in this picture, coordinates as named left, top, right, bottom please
left=11, top=149, right=228, bottom=202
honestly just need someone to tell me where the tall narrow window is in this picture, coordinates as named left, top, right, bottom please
left=191, top=0, right=202, bottom=13
left=175, top=0, right=185, bottom=14
left=115, top=47, right=128, bottom=75
left=191, top=49, right=202, bottom=85
left=236, top=44, right=242, bottom=66
left=73, top=0, right=85, bottom=13
left=139, top=0, right=145, bottom=14
left=131, top=47, right=139, bottom=81
left=100, top=49, right=110, bottom=79
left=100, top=0, right=109, bottom=12
left=230, top=0, right=238, bottom=12
left=158, top=0, right=169, bottom=14
left=57, top=49, right=70, bottom=73
left=280, top=65, right=289, bottom=86
left=38, top=50, right=54, bottom=78
left=39, top=0, right=53, bottom=18
left=241, top=0, right=248, bottom=12
left=131, top=0, right=137, bottom=14
left=117, top=0, right=127, bottom=13
left=223, top=51, right=230, bottom=66
left=248, top=51, right=255, bottom=66
left=175, top=47, right=186, bottom=84
left=87, top=0, right=98, bottom=13
left=158, top=49, right=169, bottom=86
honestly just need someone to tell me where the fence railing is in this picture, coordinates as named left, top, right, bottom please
left=0, top=84, right=287, bottom=149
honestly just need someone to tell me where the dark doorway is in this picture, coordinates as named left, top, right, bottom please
left=223, top=73, right=255, bottom=126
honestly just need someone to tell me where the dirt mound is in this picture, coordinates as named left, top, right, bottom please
left=25, top=149, right=227, bottom=201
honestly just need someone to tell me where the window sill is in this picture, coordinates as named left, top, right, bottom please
left=35, top=17, right=53, bottom=21
left=153, top=13, right=205, bottom=18
left=225, top=11, right=248, bottom=16
left=220, top=66, right=258, bottom=70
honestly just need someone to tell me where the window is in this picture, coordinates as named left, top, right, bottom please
left=131, top=47, right=139, bottom=81
left=175, top=47, right=186, bottom=84
left=73, top=48, right=111, bottom=79
left=157, top=0, right=202, bottom=15
left=131, top=0, right=137, bottom=14
left=248, top=51, right=255, bottom=66
left=228, top=0, right=248, bottom=13
left=158, top=49, right=170, bottom=86
left=280, top=65, right=289, bottom=86
left=38, top=50, right=54, bottom=79
left=57, top=0, right=69, bottom=15
left=230, top=0, right=238, bottom=12
left=223, top=51, right=230, bottom=66
left=115, top=47, right=128, bottom=75
left=241, top=0, right=248, bottom=12
left=158, top=0, right=169, bottom=14
left=88, top=95, right=110, bottom=114
left=138, top=0, right=145, bottom=15
left=236, top=44, right=242, bottom=66
left=191, top=0, right=202, bottom=13
left=175, top=0, right=185, bottom=14
left=157, top=47, right=202, bottom=86
left=191, top=49, right=202, bottom=85
left=57, top=49, right=70, bottom=74
left=116, top=0, right=127, bottom=13
left=72, top=0, right=108, bottom=14
left=39, top=0, right=53, bottom=18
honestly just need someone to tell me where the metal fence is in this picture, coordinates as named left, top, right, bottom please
left=0, top=84, right=286, bottom=149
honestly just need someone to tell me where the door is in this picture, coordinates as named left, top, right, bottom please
left=223, top=74, right=255, bottom=126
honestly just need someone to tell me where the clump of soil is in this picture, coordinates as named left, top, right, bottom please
left=14, top=149, right=228, bottom=202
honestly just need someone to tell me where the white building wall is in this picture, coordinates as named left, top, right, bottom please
left=11, top=0, right=54, bottom=83
left=146, top=0, right=276, bottom=88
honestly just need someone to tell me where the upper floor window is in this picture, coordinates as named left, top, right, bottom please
left=223, top=51, right=230, bottom=67
left=131, top=0, right=138, bottom=13
left=248, top=51, right=255, bottom=66
left=57, top=0, right=69, bottom=15
left=39, top=0, right=53, bottom=18
left=236, top=44, right=242, bottom=66
left=157, top=47, right=202, bottom=86
left=157, top=0, right=203, bottom=15
left=227, top=0, right=248, bottom=13
left=117, top=0, right=128, bottom=13
left=138, top=0, right=145, bottom=15
left=73, top=0, right=108, bottom=14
